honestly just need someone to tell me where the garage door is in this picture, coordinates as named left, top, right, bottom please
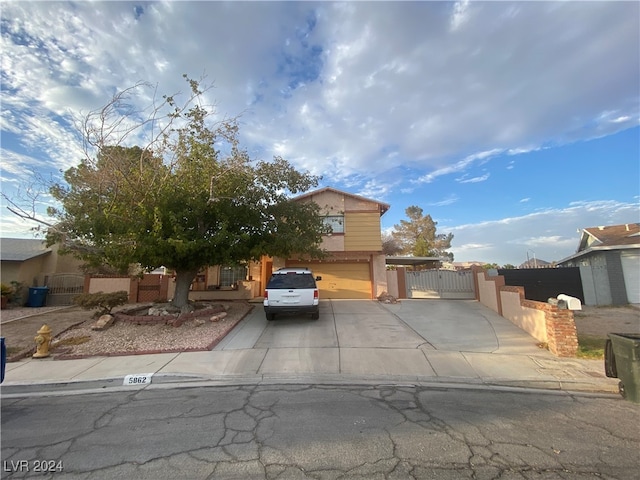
left=621, top=251, right=640, bottom=304
left=287, top=262, right=371, bottom=299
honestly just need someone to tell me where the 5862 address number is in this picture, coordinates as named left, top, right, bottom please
left=123, top=373, right=153, bottom=386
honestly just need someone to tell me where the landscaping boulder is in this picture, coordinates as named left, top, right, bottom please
left=91, top=314, right=115, bottom=331
left=210, top=312, right=228, bottom=322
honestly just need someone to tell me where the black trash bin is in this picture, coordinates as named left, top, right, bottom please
left=27, top=286, right=49, bottom=307
left=605, top=333, right=640, bottom=403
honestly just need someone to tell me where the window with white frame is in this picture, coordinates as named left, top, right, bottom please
left=220, top=265, right=247, bottom=287
left=323, top=215, right=344, bottom=234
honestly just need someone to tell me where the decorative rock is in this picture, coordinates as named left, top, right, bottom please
left=377, top=292, right=398, bottom=304
left=149, top=306, right=172, bottom=316
left=194, top=318, right=206, bottom=326
left=210, top=312, right=228, bottom=322
left=92, top=314, right=115, bottom=331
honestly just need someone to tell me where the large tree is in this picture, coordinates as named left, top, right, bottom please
left=31, top=76, right=328, bottom=308
left=392, top=206, right=454, bottom=260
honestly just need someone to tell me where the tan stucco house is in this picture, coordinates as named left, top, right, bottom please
left=260, top=187, right=390, bottom=299
left=0, top=238, right=84, bottom=286
left=1, top=238, right=86, bottom=305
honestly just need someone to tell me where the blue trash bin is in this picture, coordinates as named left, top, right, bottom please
left=1, top=337, right=6, bottom=384
left=28, top=287, right=49, bottom=307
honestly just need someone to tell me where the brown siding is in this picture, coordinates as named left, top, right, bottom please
left=344, top=212, right=382, bottom=251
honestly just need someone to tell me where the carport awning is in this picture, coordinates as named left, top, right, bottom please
left=385, top=256, right=444, bottom=267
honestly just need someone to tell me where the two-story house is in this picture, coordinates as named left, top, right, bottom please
left=259, top=187, right=390, bottom=299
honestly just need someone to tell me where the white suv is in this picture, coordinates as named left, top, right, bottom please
left=263, top=268, right=321, bottom=321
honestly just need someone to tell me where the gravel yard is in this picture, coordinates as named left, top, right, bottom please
left=1, top=301, right=253, bottom=360
left=52, top=301, right=253, bottom=358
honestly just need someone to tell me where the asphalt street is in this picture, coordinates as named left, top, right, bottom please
left=2, top=383, right=639, bottom=479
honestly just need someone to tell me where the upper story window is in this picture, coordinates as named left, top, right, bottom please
left=323, top=215, right=344, bottom=234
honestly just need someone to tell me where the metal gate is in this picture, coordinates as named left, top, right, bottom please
left=45, top=274, right=85, bottom=306
left=405, top=269, right=475, bottom=299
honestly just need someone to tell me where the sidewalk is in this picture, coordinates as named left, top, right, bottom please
left=2, top=305, right=620, bottom=396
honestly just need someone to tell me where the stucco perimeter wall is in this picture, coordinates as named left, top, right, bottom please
left=474, top=268, right=503, bottom=315
left=500, top=287, right=547, bottom=343
left=472, top=266, right=577, bottom=357
left=88, top=277, right=131, bottom=294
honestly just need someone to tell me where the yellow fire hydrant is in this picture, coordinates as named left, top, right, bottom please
left=33, top=324, right=52, bottom=358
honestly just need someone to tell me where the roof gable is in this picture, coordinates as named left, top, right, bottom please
left=292, top=187, right=390, bottom=216
left=579, top=223, right=640, bottom=251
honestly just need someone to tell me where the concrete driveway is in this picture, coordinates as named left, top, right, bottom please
left=203, top=298, right=558, bottom=380
left=217, top=299, right=542, bottom=354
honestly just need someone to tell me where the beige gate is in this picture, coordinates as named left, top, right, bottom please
left=405, top=269, right=475, bottom=299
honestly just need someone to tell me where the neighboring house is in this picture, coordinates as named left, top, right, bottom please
left=557, top=223, right=640, bottom=305
left=262, top=187, right=390, bottom=299
left=0, top=238, right=86, bottom=305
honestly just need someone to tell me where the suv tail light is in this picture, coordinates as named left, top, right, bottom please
left=264, top=290, right=268, bottom=299
left=314, top=289, right=319, bottom=299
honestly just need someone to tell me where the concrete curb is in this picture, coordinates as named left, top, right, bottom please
left=1, top=372, right=621, bottom=399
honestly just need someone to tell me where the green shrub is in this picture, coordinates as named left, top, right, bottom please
left=74, top=291, right=129, bottom=317
left=1, top=283, right=13, bottom=296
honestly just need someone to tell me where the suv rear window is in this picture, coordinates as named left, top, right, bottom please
left=267, top=273, right=317, bottom=289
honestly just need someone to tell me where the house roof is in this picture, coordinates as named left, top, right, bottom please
left=558, top=223, right=640, bottom=264
left=580, top=224, right=640, bottom=249
left=293, top=187, right=390, bottom=216
left=0, top=238, right=51, bottom=261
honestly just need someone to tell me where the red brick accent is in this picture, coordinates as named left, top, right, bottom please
left=516, top=299, right=578, bottom=357
left=544, top=306, right=579, bottom=357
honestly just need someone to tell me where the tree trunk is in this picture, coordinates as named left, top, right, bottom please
left=172, top=269, right=198, bottom=308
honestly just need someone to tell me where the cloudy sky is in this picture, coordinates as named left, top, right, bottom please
left=1, top=1, right=638, bottom=266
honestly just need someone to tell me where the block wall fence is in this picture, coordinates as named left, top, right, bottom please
left=471, top=266, right=578, bottom=357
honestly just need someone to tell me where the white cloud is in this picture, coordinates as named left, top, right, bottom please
left=428, top=195, right=460, bottom=207
left=445, top=200, right=640, bottom=265
left=0, top=1, right=638, bottom=250
left=2, top=2, right=638, bottom=184
left=457, top=173, right=490, bottom=184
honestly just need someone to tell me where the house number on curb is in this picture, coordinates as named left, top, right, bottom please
left=123, top=373, right=154, bottom=386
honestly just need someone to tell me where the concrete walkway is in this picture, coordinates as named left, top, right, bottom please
left=1, top=300, right=619, bottom=395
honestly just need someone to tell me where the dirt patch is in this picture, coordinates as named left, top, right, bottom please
left=1, top=307, right=94, bottom=361
left=573, top=305, right=640, bottom=338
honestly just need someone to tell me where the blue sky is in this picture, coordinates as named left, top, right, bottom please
left=1, top=1, right=638, bottom=267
